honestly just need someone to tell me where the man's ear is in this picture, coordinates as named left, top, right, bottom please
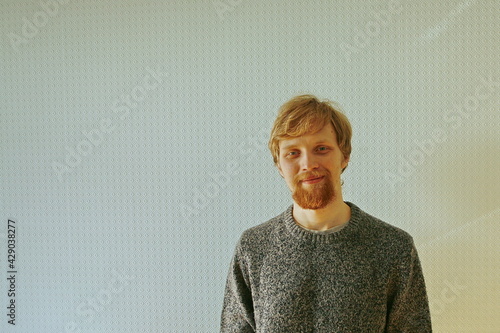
left=276, top=162, right=284, bottom=178
left=341, top=155, right=350, bottom=171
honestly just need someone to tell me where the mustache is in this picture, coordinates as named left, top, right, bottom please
left=293, top=170, right=331, bottom=184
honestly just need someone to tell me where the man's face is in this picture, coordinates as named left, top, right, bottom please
left=276, top=123, right=349, bottom=210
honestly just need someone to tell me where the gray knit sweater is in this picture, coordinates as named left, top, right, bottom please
left=220, top=202, right=432, bottom=332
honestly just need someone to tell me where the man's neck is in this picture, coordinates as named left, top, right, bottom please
left=292, top=199, right=351, bottom=231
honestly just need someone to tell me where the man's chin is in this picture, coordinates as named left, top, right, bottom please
left=293, top=194, right=333, bottom=210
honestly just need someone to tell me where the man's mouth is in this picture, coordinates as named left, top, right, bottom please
left=301, top=176, right=325, bottom=184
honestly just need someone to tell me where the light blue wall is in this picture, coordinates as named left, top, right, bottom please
left=1, top=0, right=499, bottom=331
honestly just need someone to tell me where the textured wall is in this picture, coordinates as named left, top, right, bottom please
left=1, top=0, right=499, bottom=332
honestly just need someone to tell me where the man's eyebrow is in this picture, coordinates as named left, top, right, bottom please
left=314, top=141, right=333, bottom=146
left=281, top=140, right=334, bottom=150
left=280, top=143, right=297, bottom=150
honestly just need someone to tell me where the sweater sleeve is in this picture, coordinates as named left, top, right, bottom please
left=386, top=242, right=432, bottom=332
left=220, top=243, right=256, bottom=333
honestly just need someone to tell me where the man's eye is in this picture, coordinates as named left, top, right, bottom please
left=317, top=146, right=329, bottom=152
left=287, top=151, right=298, bottom=157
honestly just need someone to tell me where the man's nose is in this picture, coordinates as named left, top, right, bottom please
left=300, top=152, right=319, bottom=171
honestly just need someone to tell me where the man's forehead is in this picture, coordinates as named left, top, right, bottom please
left=279, top=124, right=337, bottom=148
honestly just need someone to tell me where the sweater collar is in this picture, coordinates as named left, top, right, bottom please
left=282, top=201, right=363, bottom=243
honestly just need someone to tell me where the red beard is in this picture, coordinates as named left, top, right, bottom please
left=292, top=169, right=335, bottom=210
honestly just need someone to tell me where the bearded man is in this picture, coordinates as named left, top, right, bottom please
left=220, top=95, right=432, bottom=332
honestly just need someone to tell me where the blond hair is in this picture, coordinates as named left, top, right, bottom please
left=268, top=95, right=352, bottom=171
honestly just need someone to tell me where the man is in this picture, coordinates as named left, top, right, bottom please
left=220, top=95, right=432, bottom=332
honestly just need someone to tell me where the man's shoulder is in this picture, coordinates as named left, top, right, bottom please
left=237, top=207, right=287, bottom=248
left=351, top=202, right=415, bottom=247
left=364, top=211, right=412, bottom=238
left=242, top=210, right=283, bottom=237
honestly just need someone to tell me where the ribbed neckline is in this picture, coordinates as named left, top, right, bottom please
left=295, top=219, right=349, bottom=234
left=282, top=201, right=363, bottom=244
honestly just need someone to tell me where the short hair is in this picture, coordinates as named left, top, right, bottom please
left=268, top=95, right=352, bottom=171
